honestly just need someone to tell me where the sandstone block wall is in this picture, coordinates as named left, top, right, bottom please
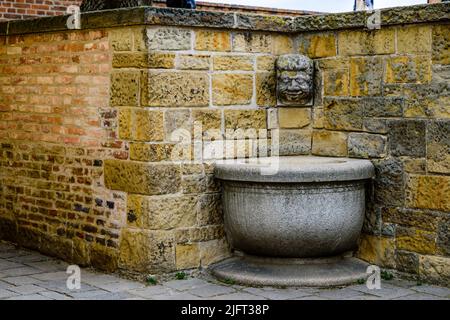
left=106, top=26, right=296, bottom=273
left=299, top=25, right=449, bottom=285
left=0, top=5, right=448, bottom=285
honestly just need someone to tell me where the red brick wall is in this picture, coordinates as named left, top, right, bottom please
left=0, top=0, right=82, bottom=21
left=0, top=29, right=129, bottom=271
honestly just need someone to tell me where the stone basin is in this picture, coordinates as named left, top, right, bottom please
left=211, top=156, right=375, bottom=287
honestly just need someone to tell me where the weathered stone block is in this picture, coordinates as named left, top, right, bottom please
left=113, top=52, right=147, bottom=68
left=213, top=74, right=253, bottom=106
left=127, top=194, right=197, bottom=230
left=312, top=107, right=325, bottom=129
left=349, top=57, right=383, bottom=96
left=113, top=52, right=175, bottom=69
left=338, top=29, right=395, bottom=56
left=323, top=98, right=363, bottom=131
left=233, top=32, right=272, bottom=53
left=298, top=33, right=336, bottom=58
left=257, top=56, right=275, bottom=71
left=199, top=239, right=230, bottom=266
left=395, top=250, right=419, bottom=274
left=271, top=35, right=294, bottom=55
left=130, top=143, right=174, bottom=162
left=312, top=130, right=347, bottom=157
left=363, top=118, right=388, bottom=134
left=177, top=54, right=210, bottom=70
left=373, top=158, right=404, bottom=207
left=213, top=55, right=253, bottom=71
left=348, top=133, right=386, bottom=158
left=176, top=243, right=200, bottom=269
left=164, top=109, right=191, bottom=142
left=111, top=71, right=139, bottom=106
left=277, top=129, right=312, bottom=156
left=323, top=69, right=349, bottom=96
left=104, top=160, right=181, bottom=195
left=437, top=216, right=450, bottom=256
left=427, top=120, right=450, bottom=174
left=224, top=109, right=266, bottom=131
left=256, top=72, right=276, bottom=107
left=90, top=244, right=118, bottom=273
left=110, top=28, right=133, bottom=51
left=388, top=120, right=426, bottom=157
left=381, top=207, right=438, bottom=232
left=385, top=56, right=432, bottom=84
left=192, top=109, right=222, bottom=138
left=397, top=25, right=432, bottom=54
left=432, top=24, right=450, bottom=65
left=317, top=58, right=349, bottom=70
left=197, top=193, right=223, bottom=226
left=278, top=108, right=311, bottom=129
left=357, top=234, right=395, bottom=268
left=363, top=97, right=403, bottom=117
left=144, top=71, right=209, bottom=107
left=175, top=226, right=225, bottom=244
left=147, top=27, right=191, bottom=50
left=119, top=229, right=175, bottom=272
left=396, top=226, right=436, bottom=255
left=403, top=158, right=427, bottom=174
left=118, top=108, right=132, bottom=139
left=195, top=30, right=231, bottom=51
left=419, top=255, right=450, bottom=286
left=134, top=109, right=164, bottom=141
left=406, top=175, right=450, bottom=212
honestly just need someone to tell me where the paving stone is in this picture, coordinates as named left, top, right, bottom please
left=7, top=294, right=49, bottom=300
left=0, top=288, right=18, bottom=299
left=25, top=260, right=69, bottom=271
left=152, top=292, right=202, bottom=300
left=1, top=243, right=449, bottom=301
left=2, top=276, right=44, bottom=286
left=8, top=284, right=45, bottom=295
left=38, top=291, right=72, bottom=300
left=242, top=287, right=315, bottom=300
left=0, top=261, right=24, bottom=271
left=128, top=286, right=173, bottom=299
left=36, top=280, right=98, bottom=295
left=7, top=254, right=49, bottom=263
left=189, top=284, right=237, bottom=298
left=296, top=296, right=329, bottom=300
left=347, top=295, right=382, bottom=300
left=351, top=283, right=415, bottom=299
left=68, top=289, right=111, bottom=299
left=80, top=273, right=123, bottom=286
left=212, top=292, right=266, bottom=300
left=31, top=271, right=69, bottom=281
left=1, top=266, right=42, bottom=277
left=93, top=280, right=146, bottom=293
left=393, top=293, right=446, bottom=300
left=410, top=285, right=450, bottom=298
left=311, top=287, right=364, bottom=300
left=164, top=278, right=211, bottom=291
left=89, top=291, right=137, bottom=300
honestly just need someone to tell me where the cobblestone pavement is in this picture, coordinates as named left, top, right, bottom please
left=0, top=242, right=449, bottom=300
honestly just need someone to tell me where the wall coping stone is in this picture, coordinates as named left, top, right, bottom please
left=0, top=3, right=448, bottom=36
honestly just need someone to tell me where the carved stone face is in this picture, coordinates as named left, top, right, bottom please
left=276, top=54, right=314, bottom=107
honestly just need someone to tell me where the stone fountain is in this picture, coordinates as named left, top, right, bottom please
left=210, top=54, right=376, bottom=287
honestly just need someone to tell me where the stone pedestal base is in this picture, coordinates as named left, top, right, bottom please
left=210, top=253, right=370, bottom=287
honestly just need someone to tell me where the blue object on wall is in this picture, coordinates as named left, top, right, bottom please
left=354, top=0, right=374, bottom=10
left=166, top=0, right=196, bottom=9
